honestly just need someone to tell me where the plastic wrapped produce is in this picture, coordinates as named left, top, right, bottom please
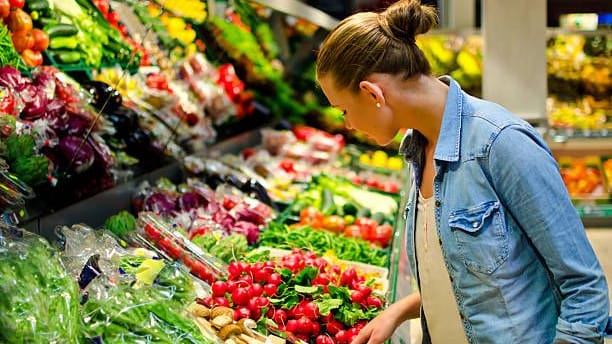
left=0, top=225, right=82, bottom=343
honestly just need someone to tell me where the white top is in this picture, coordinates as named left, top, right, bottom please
left=415, top=192, right=469, bottom=343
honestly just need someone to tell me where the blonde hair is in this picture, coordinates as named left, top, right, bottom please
left=316, top=0, right=437, bottom=92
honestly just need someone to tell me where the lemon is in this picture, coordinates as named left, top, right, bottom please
left=359, top=154, right=371, bottom=165
left=387, top=157, right=403, bottom=170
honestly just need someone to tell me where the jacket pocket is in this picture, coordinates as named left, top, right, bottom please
left=449, top=201, right=509, bottom=274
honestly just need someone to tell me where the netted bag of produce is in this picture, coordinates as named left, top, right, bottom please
left=0, top=225, right=82, bottom=343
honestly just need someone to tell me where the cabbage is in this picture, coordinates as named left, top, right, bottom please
left=178, top=192, right=201, bottom=211
left=16, top=83, right=48, bottom=121
left=144, top=192, right=177, bottom=215
left=0, top=66, right=27, bottom=88
left=87, top=133, right=114, bottom=170
left=57, top=136, right=95, bottom=174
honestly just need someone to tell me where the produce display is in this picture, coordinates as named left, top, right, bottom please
left=547, top=33, right=611, bottom=131
left=558, top=156, right=609, bottom=201
left=197, top=248, right=386, bottom=344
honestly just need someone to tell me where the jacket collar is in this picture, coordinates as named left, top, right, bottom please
left=398, top=76, right=463, bottom=163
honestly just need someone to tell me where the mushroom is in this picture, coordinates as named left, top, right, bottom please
left=211, top=307, right=234, bottom=328
left=191, top=304, right=211, bottom=318
left=218, top=324, right=243, bottom=340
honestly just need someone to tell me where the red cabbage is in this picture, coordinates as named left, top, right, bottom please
left=232, top=221, right=260, bottom=244
left=233, top=204, right=266, bottom=225
left=17, top=83, right=48, bottom=121
left=212, top=209, right=235, bottom=230
left=144, top=192, right=177, bottom=214
left=178, top=192, right=201, bottom=211
left=87, top=133, right=115, bottom=170
left=57, top=136, right=95, bottom=174
left=0, top=66, right=28, bottom=88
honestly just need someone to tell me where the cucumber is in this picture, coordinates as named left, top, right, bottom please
left=357, top=207, right=372, bottom=218
left=321, top=188, right=336, bottom=216
left=27, top=0, right=50, bottom=11
left=371, top=211, right=385, bottom=224
left=52, top=51, right=81, bottom=64
left=342, top=202, right=358, bottom=216
left=44, top=23, right=79, bottom=38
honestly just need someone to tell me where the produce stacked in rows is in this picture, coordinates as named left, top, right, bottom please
left=2, top=0, right=49, bottom=67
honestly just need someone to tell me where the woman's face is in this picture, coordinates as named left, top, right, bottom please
left=318, top=76, right=398, bottom=146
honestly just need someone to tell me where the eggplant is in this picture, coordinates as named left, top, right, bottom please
left=81, top=81, right=123, bottom=113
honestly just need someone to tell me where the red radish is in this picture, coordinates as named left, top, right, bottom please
left=232, top=287, right=250, bottom=305
left=234, top=306, right=251, bottom=320
left=326, top=320, right=344, bottom=335
left=228, top=262, right=242, bottom=278
left=211, top=281, right=228, bottom=297
left=296, top=317, right=312, bottom=334
left=251, top=283, right=264, bottom=297
left=366, top=296, right=383, bottom=309
left=197, top=296, right=212, bottom=307
left=268, top=273, right=282, bottom=285
left=212, top=297, right=230, bottom=307
left=316, top=335, right=336, bottom=344
left=272, top=309, right=288, bottom=325
left=302, top=301, right=319, bottom=320
left=350, top=290, right=367, bottom=304
left=335, top=330, right=348, bottom=343
left=321, top=313, right=334, bottom=323
left=340, top=268, right=357, bottom=286
left=263, top=283, right=278, bottom=296
left=285, top=319, right=298, bottom=333
left=310, top=321, right=321, bottom=335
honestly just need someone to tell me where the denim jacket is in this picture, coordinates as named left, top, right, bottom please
left=399, top=76, right=612, bottom=343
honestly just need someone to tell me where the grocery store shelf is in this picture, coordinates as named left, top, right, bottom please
left=547, top=137, right=612, bottom=157
left=250, top=0, right=339, bottom=30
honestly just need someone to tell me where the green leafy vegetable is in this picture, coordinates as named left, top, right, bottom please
left=0, top=232, right=82, bottom=343
left=104, top=210, right=137, bottom=238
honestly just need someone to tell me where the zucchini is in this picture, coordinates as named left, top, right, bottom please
left=27, top=0, right=50, bottom=11
left=44, top=23, right=79, bottom=38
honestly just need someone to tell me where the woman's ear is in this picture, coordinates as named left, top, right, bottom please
left=359, top=80, right=386, bottom=107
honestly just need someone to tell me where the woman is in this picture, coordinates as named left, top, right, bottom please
left=315, top=1, right=612, bottom=343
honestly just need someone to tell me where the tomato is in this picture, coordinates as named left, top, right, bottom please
left=92, top=0, right=109, bottom=16
left=8, top=0, right=23, bottom=8
left=211, top=281, right=228, bottom=297
left=279, top=159, right=295, bottom=173
left=323, top=215, right=345, bottom=233
left=242, top=147, right=256, bottom=160
left=144, top=224, right=162, bottom=241
left=106, top=10, right=119, bottom=25
left=355, top=217, right=377, bottom=241
left=232, top=287, right=251, bottom=305
left=222, top=194, right=239, bottom=210
left=11, top=29, right=33, bottom=52
left=5, top=8, right=32, bottom=32
left=0, top=0, right=10, bottom=19
left=372, top=223, right=393, bottom=247
left=158, top=236, right=182, bottom=259
left=190, top=259, right=212, bottom=282
left=299, top=206, right=323, bottom=225
left=30, top=29, right=48, bottom=52
left=343, top=224, right=361, bottom=238
left=381, top=180, right=399, bottom=193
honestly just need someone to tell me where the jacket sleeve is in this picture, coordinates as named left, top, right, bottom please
left=488, top=124, right=610, bottom=343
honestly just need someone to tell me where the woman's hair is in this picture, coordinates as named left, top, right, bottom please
left=316, top=0, right=437, bottom=92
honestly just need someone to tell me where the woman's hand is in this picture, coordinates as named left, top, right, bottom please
left=351, top=293, right=421, bottom=344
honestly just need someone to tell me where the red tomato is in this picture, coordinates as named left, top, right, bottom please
left=0, top=0, right=10, bottom=18
left=242, top=148, right=256, bottom=160
left=11, top=29, right=33, bottom=53
left=355, top=217, right=377, bottom=240
left=5, top=8, right=32, bottom=32
left=300, top=206, right=324, bottom=227
left=92, top=0, right=109, bottom=16
left=158, top=236, right=182, bottom=259
left=144, top=224, right=162, bottom=241
left=106, top=10, right=120, bottom=25
left=30, top=29, right=49, bottom=51
left=343, top=224, right=361, bottom=238
left=8, top=0, right=23, bottom=9
left=372, top=223, right=393, bottom=247
left=279, top=159, right=295, bottom=173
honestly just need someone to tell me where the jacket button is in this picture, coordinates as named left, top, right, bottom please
left=472, top=222, right=479, bottom=228
left=435, top=200, right=441, bottom=207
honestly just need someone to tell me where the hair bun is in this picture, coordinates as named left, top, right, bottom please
left=380, top=0, right=437, bottom=43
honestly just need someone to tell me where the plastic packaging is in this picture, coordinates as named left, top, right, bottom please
left=0, top=224, right=82, bottom=343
